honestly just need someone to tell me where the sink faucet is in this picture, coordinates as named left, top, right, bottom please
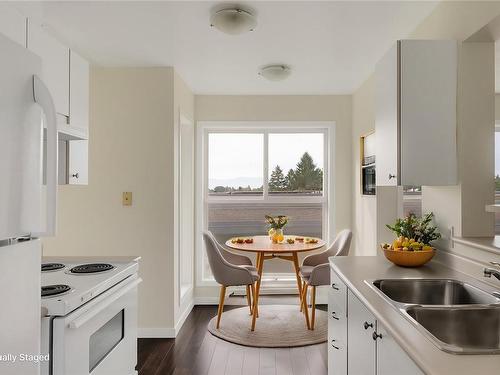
left=484, top=268, right=500, bottom=281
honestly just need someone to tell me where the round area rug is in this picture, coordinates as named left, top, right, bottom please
left=207, top=304, right=327, bottom=348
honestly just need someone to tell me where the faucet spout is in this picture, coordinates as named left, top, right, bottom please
left=484, top=268, right=500, bottom=281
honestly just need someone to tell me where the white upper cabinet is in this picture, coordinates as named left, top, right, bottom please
left=28, top=22, right=70, bottom=118
left=0, top=4, right=27, bottom=47
left=69, top=50, right=89, bottom=132
left=376, top=40, right=457, bottom=187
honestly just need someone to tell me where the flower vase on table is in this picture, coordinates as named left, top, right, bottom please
left=265, top=215, right=288, bottom=244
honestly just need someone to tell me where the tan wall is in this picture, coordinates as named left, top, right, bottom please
left=43, top=67, right=177, bottom=332
left=351, top=77, right=377, bottom=256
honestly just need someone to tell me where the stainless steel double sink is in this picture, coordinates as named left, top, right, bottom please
left=368, top=279, right=500, bottom=354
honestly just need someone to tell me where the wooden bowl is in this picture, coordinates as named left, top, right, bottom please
left=381, top=247, right=435, bottom=267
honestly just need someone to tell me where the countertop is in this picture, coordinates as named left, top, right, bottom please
left=329, top=256, right=500, bottom=375
left=42, top=255, right=141, bottom=263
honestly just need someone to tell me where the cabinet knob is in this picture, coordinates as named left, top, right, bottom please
left=363, top=321, right=374, bottom=330
left=388, top=174, right=396, bottom=180
left=331, top=283, right=339, bottom=290
left=372, top=331, right=383, bottom=341
left=331, top=311, right=339, bottom=320
left=72, top=173, right=79, bottom=179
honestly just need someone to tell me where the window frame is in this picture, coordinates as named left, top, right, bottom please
left=196, top=121, right=334, bottom=286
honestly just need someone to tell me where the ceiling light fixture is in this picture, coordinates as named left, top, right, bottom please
left=258, top=64, right=292, bottom=81
left=210, top=7, right=257, bottom=35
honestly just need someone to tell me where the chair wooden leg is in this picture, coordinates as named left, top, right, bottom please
left=251, top=283, right=259, bottom=331
left=246, top=285, right=252, bottom=315
left=300, top=280, right=306, bottom=312
left=216, top=286, right=226, bottom=329
left=301, top=283, right=310, bottom=330
left=311, top=286, right=316, bottom=330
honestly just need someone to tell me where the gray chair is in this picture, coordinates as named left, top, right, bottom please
left=204, top=231, right=255, bottom=314
left=203, top=232, right=260, bottom=329
left=299, top=229, right=352, bottom=329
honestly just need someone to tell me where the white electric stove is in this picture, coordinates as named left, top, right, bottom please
left=40, top=257, right=141, bottom=375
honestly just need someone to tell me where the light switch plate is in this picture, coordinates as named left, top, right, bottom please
left=123, top=192, right=132, bottom=206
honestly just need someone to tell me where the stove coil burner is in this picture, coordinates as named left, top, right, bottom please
left=41, top=263, right=65, bottom=272
left=69, top=263, right=114, bottom=274
left=41, top=284, right=71, bottom=297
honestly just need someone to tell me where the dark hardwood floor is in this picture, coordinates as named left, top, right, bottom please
left=137, top=304, right=326, bottom=375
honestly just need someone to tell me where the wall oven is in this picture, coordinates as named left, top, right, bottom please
left=362, top=156, right=376, bottom=196
left=43, top=275, right=141, bottom=375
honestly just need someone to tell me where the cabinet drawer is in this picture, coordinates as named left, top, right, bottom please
left=328, top=338, right=347, bottom=375
left=330, top=269, right=347, bottom=313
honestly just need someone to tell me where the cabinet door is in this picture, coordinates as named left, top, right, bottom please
left=347, top=291, right=376, bottom=375
left=69, top=50, right=89, bottom=131
left=328, top=288, right=347, bottom=375
left=376, top=322, right=423, bottom=375
left=0, top=4, right=26, bottom=47
left=28, top=22, right=70, bottom=118
left=375, top=43, right=399, bottom=186
left=68, top=140, right=88, bottom=185
left=400, top=40, right=457, bottom=186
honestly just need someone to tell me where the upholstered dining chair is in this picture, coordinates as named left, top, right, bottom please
left=204, top=231, right=255, bottom=314
left=203, top=232, right=260, bottom=330
left=299, top=229, right=352, bottom=329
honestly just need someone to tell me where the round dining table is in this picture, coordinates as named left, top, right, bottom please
left=225, top=235, right=326, bottom=330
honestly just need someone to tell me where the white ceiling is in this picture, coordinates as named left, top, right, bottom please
left=16, top=1, right=438, bottom=95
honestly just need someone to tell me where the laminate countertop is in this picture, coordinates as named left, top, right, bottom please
left=329, top=255, right=500, bottom=375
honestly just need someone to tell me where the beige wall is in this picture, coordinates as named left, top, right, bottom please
left=43, top=67, right=181, bottom=334
left=195, top=95, right=352, bottom=299
left=351, top=77, right=377, bottom=256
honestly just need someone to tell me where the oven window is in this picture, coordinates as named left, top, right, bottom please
left=362, top=166, right=376, bottom=195
left=89, top=310, right=124, bottom=372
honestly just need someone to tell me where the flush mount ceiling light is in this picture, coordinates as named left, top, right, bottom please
left=210, top=7, right=257, bottom=35
left=258, top=64, right=292, bottom=81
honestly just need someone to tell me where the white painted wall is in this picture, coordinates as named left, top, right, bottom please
left=352, top=1, right=500, bottom=261
left=351, top=77, right=377, bottom=256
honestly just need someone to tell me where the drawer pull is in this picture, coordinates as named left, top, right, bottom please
left=331, top=283, right=339, bottom=290
left=331, top=312, right=339, bottom=320
left=363, top=321, right=374, bottom=330
left=372, top=331, right=383, bottom=341
left=331, top=340, right=339, bottom=350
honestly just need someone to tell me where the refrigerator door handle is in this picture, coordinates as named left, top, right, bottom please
left=32, top=75, right=57, bottom=237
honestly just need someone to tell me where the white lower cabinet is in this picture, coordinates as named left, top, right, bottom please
left=348, top=290, right=376, bottom=375
left=328, top=270, right=422, bottom=375
left=376, top=323, right=423, bottom=375
left=328, top=269, right=348, bottom=375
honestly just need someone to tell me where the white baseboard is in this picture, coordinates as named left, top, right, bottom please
left=175, top=299, right=195, bottom=333
left=138, top=299, right=195, bottom=338
left=138, top=327, right=176, bottom=338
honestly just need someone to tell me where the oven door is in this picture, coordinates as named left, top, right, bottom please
left=52, top=275, right=141, bottom=375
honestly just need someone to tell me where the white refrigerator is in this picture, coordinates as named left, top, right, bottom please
left=0, top=32, right=58, bottom=375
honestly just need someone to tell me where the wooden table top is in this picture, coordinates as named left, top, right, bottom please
left=225, top=235, right=326, bottom=253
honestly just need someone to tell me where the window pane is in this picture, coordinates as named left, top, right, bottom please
left=268, top=133, right=324, bottom=195
left=208, top=133, right=263, bottom=196
left=204, top=203, right=323, bottom=280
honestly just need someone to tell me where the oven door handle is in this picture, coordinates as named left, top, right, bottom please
left=68, top=277, right=142, bottom=329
